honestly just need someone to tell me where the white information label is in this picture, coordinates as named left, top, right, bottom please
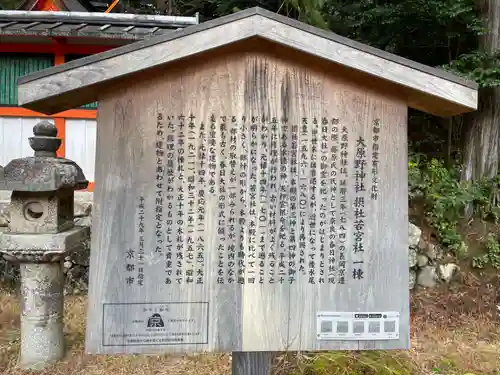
left=316, top=312, right=400, bottom=341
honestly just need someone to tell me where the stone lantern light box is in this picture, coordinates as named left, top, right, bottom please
left=17, top=7, right=478, bottom=355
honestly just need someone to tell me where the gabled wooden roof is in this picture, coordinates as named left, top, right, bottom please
left=17, top=7, right=478, bottom=117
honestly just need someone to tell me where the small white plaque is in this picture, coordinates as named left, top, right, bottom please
left=102, top=302, right=209, bottom=347
left=316, top=312, right=400, bottom=341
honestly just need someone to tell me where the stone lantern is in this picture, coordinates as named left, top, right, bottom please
left=0, top=120, right=90, bottom=370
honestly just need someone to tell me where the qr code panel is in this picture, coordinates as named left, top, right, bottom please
left=369, top=322, right=380, bottom=333
left=336, top=321, right=349, bottom=333
left=384, top=320, right=396, bottom=333
left=320, top=320, right=333, bottom=333
left=353, top=321, right=365, bottom=334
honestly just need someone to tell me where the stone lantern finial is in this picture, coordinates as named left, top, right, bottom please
left=0, top=120, right=88, bottom=192
left=29, top=120, right=61, bottom=157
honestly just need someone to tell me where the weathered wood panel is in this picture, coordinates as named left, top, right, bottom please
left=65, top=119, right=97, bottom=181
left=18, top=9, right=477, bottom=117
left=0, top=117, right=53, bottom=166
left=85, top=47, right=410, bottom=354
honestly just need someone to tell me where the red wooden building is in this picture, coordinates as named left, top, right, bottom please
left=0, top=0, right=198, bottom=190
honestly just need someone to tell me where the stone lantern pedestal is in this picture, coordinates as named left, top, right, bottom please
left=0, top=120, right=90, bottom=370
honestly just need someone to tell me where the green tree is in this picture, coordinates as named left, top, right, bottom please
left=0, top=0, right=25, bottom=9
left=461, top=0, right=500, bottom=184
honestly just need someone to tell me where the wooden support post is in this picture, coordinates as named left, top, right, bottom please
left=232, top=351, right=273, bottom=375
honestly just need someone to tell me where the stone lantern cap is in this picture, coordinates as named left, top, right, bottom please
left=0, top=120, right=88, bottom=192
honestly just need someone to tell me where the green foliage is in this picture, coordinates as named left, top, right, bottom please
left=0, top=0, right=24, bottom=10
left=409, top=153, right=471, bottom=254
left=430, top=359, right=481, bottom=375
left=116, top=0, right=496, bottom=92
left=169, top=0, right=488, bottom=82
left=472, top=234, right=500, bottom=269
left=287, top=351, right=416, bottom=375
left=285, top=351, right=483, bottom=375
left=281, top=0, right=329, bottom=28
left=322, top=0, right=482, bottom=67
left=469, top=174, right=500, bottom=222
left=408, top=153, right=500, bottom=260
left=444, top=50, right=500, bottom=88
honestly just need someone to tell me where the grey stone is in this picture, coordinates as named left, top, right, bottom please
left=0, top=226, right=90, bottom=263
left=0, top=190, right=11, bottom=201
left=0, top=122, right=92, bottom=372
left=3, top=191, right=95, bottom=228
left=75, top=191, right=93, bottom=202
left=0, top=201, right=10, bottom=226
left=75, top=215, right=92, bottom=227
left=417, top=237, right=427, bottom=251
left=0, top=156, right=88, bottom=192
left=416, top=254, right=428, bottom=267
left=438, top=263, right=459, bottom=283
left=70, top=248, right=90, bottom=266
left=74, top=200, right=91, bottom=217
left=4, top=190, right=92, bottom=201
left=408, top=223, right=422, bottom=248
left=9, top=190, right=74, bottom=234
left=19, top=262, right=64, bottom=370
left=423, top=242, right=442, bottom=261
left=417, top=266, right=438, bottom=288
left=0, top=122, right=88, bottom=192
left=408, top=247, right=417, bottom=268
left=409, top=270, right=416, bottom=289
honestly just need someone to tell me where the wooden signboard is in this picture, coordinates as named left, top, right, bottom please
left=17, top=7, right=478, bottom=356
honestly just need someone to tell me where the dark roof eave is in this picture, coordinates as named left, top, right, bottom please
left=0, top=10, right=199, bottom=28
left=0, top=10, right=199, bottom=40
left=0, top=29, right=159, bottom=40
left=17, top=0, right=93, bottom=12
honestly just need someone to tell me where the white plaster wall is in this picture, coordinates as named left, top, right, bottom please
left=65, top=119, right=97, bottom=182
left=0, top=116, right=53, bottom=166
